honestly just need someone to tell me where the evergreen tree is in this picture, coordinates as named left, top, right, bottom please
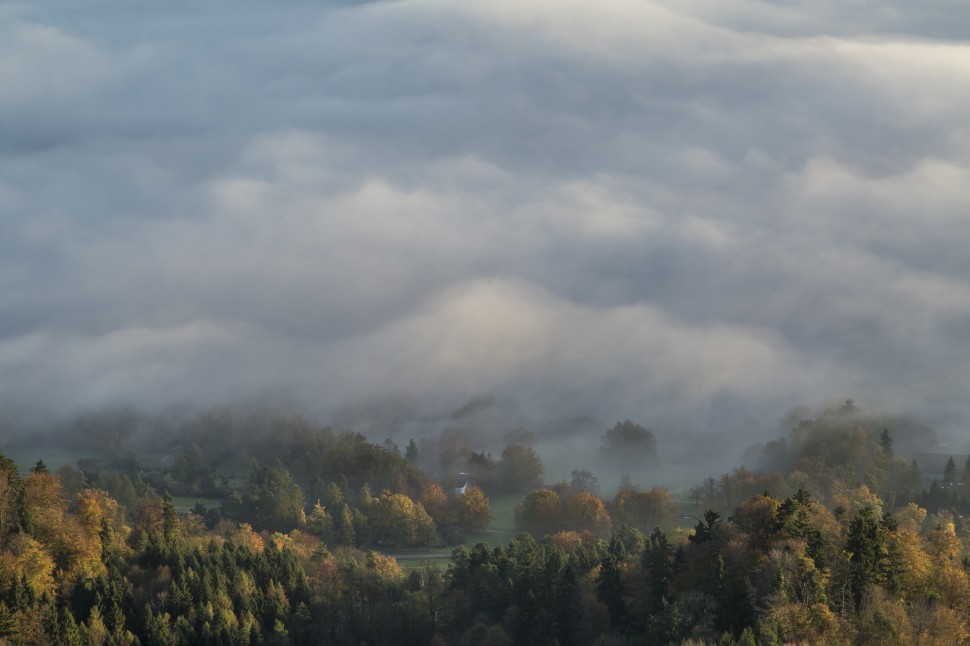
left=290, top=602, right=314, bottom=646
left=689, top=510, right=721, bottom=544
left=596, top=536, right=627, bottom=630
left=878, top=429, right=893, bottom=457
left=143, top=605, right=176, bottom=646
left=244, top=460, right=307, bottom=531
left=554, top=561, right=583, bottom=646
left=944, top=455, right=958, bottom=487
left=648, top=596, right=687, bottom=645
left=338, top=504, right=356, bottom=546
left=846, top=505, right=885, bottom=607
left=162, top=492, right=179, bottom=544
left=58, top=606, right=84, bottom=646
left=643, top=528, right=674, bottom=616
left=405, top=439, right=419, bottom=462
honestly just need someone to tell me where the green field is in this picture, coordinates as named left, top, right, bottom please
left=390, top=550, right=454, bottom=572
left=459, top=493, right=518, bottom=548
left=390, top=493, right=522, bottom=570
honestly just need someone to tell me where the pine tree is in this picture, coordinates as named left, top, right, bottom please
left=267, top=618, right=289, bottom=645
left=647, top=596, right=686, bottom=645
left=555, top=561, right=583, bottom=646
left=846, top=505, right=885, bottom=607
left=143, top=605, right=176, bottom=646
left=162, top=492, right=179, bottom=544
left=878, top=429, right=893, bottom=457
left=57, top=606, right=84, bottom=646
left=596, top=537, right=627, bottom=630
left=338, top=504, right=356, bottom=546
left=643, top=528, right=674, bottom=616
left=307, top=501, right=333, bottom=540
left=944, top=456, right=957, bottom=488
left=737, top=626, right=757, bottom=646
left=689, top=510, right=721, bottom=544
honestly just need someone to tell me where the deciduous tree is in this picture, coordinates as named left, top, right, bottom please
left=451, top=485, right=491, bottom=533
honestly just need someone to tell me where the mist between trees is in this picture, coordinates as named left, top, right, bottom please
left=1, top=398, right=968, bottom=644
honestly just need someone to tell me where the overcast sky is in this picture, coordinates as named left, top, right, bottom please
left=2, top=0, right=969, bottom=442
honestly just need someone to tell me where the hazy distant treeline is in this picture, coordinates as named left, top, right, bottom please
left=3, top=399, right=970, bottom=643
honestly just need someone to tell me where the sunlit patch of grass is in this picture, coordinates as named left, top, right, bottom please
left=487, top=494, right=520, bottom=533
left=459, top=493, right=520, bottom=548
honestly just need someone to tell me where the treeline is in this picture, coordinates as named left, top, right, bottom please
left=514, top=483, right=678, bottom=539
left=915, top=455, right=970, bottom=517
left=748, top=400, right=927, bottom=508
left=6, top=452, right=970, bottom=644
left=439, top=488, right=970, bottom=645
left=46, top=418, right=494, bottom=551
left=5, top=401, right=970, bottom=643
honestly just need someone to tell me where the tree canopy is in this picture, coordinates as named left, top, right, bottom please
left=600, top=420, right=657, bottom=465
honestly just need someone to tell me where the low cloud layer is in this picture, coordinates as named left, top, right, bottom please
left=2, top=0, right=969, bottom=442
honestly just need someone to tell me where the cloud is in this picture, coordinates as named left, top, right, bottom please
left=2, top=0, right=969, bottom=443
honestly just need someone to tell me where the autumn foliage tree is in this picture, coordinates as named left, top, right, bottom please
left=611, top=486, right=677, bottom=534
left=562, top=492, right=611, bottom=537
left=515, top=489, right=562, bottom=536
left=419, top=482, right=449, bottom=525
left=370, top=492, right=438, bottom=547
left=450, top=485, right=491, bottom=533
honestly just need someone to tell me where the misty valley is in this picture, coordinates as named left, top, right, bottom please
left=6, top=0, right=969, bottom=642
left=0, top=400, right=968, bottom=644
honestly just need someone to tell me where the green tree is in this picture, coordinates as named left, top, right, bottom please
left=569, top=468, right=598, bottom=494
left=143, top=606, right=176, bottom=646
left=943, top=456, right=957, bottom=487
left=555, top=563, right=583, bottom=645
left=596, top=536, right=627, bottom=629
left=162, top=492, right=179, bottom=544
left=515, top=489, right=561, bottom=535
left=643, top=527, right=675, bottom=616
left=307, top=500, right=333, bottom=540
left=601, top=421, right=657, bottom=465
left=499, top=445, right=544, bottom=493
left=846, top=505, right=886, bottom=607
left=58, top=607, right=84, bottom=646
left=612, top=486, right=677, bottom=534
left=0, top=454, right=29, bottom=545
left=371, top=492, right=438, bottom=547
left=241, top=460, right=306, bottom=531
left=878, top=429, right=893, bottom=457
left=689, top=510, right=722, bottom=544
left=338, top=504, right=356, bottom=546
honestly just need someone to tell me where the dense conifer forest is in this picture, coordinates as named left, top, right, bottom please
left=1, top=402, right=969, bottom=644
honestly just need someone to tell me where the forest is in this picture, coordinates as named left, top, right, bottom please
left=1, top=401, right=970, bottom=645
